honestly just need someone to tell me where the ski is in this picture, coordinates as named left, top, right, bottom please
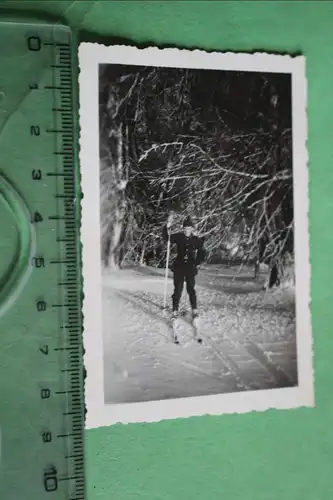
left=171, top=314, right=203, bottom=345
left=171, top=318, right=180, bottom=344
left=165, top=308, right=203, bottom=345
left=163, top=308, right=180, bottom=344
left=192, top=316, right=202, bottom=344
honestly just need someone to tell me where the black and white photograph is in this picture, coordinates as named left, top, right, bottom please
left=79, top=44, right=313, bottom=428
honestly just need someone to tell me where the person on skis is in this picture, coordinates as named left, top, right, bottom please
left=163, top=213, right=206, bottom=322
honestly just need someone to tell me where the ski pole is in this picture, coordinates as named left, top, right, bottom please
left=163, top=231, right=171, bottom=310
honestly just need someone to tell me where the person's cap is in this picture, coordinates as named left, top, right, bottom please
left=183, top=216, right=194, bottom=228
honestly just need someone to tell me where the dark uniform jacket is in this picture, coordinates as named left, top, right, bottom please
left=162, top=226, right=206, bottom=272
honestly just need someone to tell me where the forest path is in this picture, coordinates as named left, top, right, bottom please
left=102, top=265, right=297, bottom=404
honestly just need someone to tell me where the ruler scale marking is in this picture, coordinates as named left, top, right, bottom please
left=32, top=24, right=82, bottom=500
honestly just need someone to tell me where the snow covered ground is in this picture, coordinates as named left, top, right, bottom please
left=102, top=264, right=297, bottom=405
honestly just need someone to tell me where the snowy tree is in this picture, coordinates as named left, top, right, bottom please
left=99, top=63, right=293, bottom=284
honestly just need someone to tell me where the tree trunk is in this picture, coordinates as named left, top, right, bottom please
left=102, top=237, right=111, bottom=268
left=268, top=262, right=280, bottom=288
left=108, top=253, right=118, bottom=270
left=139, top=241, right=146, bottom=266
left=100, top=118, right=129, bottom=270
left=106, top=206, right=126, bottom=270
left=254, top=260, right=260, bottom=281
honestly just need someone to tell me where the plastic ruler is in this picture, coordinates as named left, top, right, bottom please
left=0, top=20, right=85, bottom=500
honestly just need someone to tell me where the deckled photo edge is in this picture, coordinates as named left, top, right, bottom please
left=78, top=43, right=313, bottom=429
left=79, top=43, right=105, bottom=428
left=80, top=42, right=304, bottom=73
left=290, top=56, right=314, bottom=407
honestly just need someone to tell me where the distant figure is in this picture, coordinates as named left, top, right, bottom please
left=163, top=214, right=206, bottom=320
left=268, top=262, right=280, bottom=289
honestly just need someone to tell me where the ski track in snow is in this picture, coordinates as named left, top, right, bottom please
left=102, top=265, right=297, bottom=404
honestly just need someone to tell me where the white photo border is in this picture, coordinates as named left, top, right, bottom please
left=79, top=43, right=314, bottom=429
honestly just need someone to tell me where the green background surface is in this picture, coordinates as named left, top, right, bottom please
left=1, top=1, right=333, bottom=499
